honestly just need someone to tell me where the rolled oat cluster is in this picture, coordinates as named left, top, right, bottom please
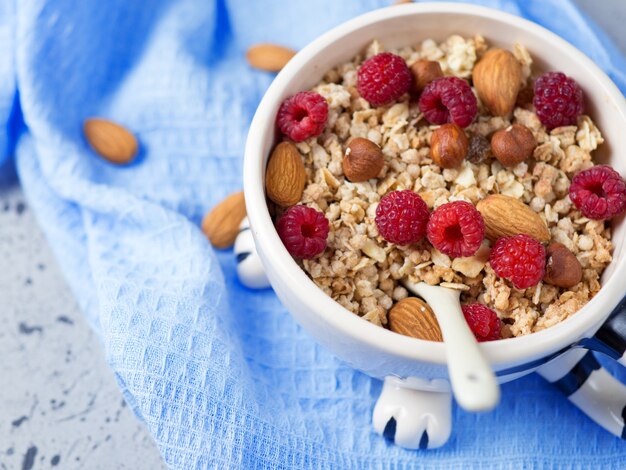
left=268, top=35, right=624, bottom=339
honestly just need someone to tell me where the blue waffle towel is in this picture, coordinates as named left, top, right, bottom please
left=1, top=0, right=625, bottom=468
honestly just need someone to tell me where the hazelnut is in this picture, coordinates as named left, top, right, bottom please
left=430, top=123, right=468, bottom=169
left=543, top=243, right=582, bottom=288
left=410, top=59, right=443, bottom=93
left=491, top=124, right=536, bottom=167
left=343, top=137, right=384, bottom=182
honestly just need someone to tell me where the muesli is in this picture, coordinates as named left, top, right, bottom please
left=265, top=35, right=625, bottom=341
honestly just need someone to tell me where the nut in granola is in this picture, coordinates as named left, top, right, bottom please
left=472, top=48, right=522, bottom=116
left=430, top=123, right=468, bottom=169
left=410, top=59, right=443, bottom=93
left=543, top=242, right=582, bottom=288
left=388, top=297, right=443, bottom=341
left=491, top=124, right=536, bottom=167
left=477, top=194, right=550, bottom=242
left=265, top=142, right=306, bottom=207
left=343, top=137, right=385, bottom=182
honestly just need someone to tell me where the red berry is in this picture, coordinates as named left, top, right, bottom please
left=462, top=304, right=501, bottom=342
left=277, top=91, right=328, bottom=142
left=426, top=201, right=484, bottom=258
left=375, top=190, right=429, bottom=245
left=357, top=52, right=412, bottom=106
left=533, top=72, right=584, bottom=129
left=276, top=205, right=329, bottom=259
left=489, top=234, right=546, bottom=290
left=418, top=76, right=477, bottom=128
left=569, top=166, right=626, bottom=220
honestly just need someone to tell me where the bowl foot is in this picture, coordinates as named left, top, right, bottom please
left=373, top=376, right=452, bottom=449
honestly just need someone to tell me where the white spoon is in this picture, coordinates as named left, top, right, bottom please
left=402, top=279, right=500, bottom=412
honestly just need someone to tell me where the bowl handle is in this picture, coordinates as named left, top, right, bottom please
left=536, top=301, right=626, bottom=440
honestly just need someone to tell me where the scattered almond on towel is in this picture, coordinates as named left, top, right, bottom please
left=246, top=43, right=296, bottom=72
left=202, top=191, right=247, bottom=249
left=83, top=118, right=138, bottom=164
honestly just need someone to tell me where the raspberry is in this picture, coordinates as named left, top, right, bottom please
left=376, top=190, right=429, bottom=245
left=426, top=201, right=484, bottom=258
left=569, top=166, right=626, bottom=220
left=462, top=304, right=501, bottom=342
left=489, top=234, right=546, bottom=290
left=276, top=205, right=329, bottom=259
left=533, top=72, right=584, bottom=129
left=277, top=91, right=328, bottom=142
left=418, top=76, right=477, bottom=128
left=357, top=52, right=412, bottom=106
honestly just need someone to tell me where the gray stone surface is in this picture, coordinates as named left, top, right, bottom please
left=0, top=2, right=623, bottom=469
left=0, top=184, right=165, bottom=469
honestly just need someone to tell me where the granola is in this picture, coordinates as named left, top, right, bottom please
left=281, top=36, right=612, bottom=338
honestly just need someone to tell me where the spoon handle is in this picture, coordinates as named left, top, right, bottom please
left=404, top=281, right=500, bottom=411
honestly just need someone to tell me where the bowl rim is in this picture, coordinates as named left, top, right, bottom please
left=244, top=2, right=626, bottom=367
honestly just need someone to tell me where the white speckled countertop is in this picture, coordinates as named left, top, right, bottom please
left=0, top=183, right=166, bottom=470
left=0, top=2, right=623, bottom=468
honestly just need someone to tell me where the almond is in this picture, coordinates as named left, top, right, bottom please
left=491, top=124, right=536, bottom=167
left=343, top=138, right=384, bottom=182
left=389, top=297, right=442, bottom=341
left=476, top=194, right=550, bottom=242
left=543, top=243, right=582, bottom=288
left=265, top=142, right=306, bottom=207
left=83, top=118, right=138, bottom=164
left=246, top=44, right=296, bottom=72
left=430, top=123, right=468, bottom=169
left=201, top=191, right=246, bottom=249
left=472, top=48, right=522, bottom=117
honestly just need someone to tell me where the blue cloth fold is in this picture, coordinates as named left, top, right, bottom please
left=2, top=0, right=625, bottom=468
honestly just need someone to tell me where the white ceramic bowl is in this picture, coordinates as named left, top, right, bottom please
left=243, top=2, right=626, bottom=448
